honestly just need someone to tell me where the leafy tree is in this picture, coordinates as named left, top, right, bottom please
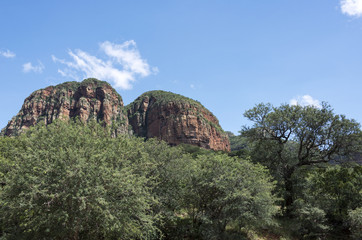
left=0, top=121, right=161, bottom=239
left=292, top=199, right=330, bottom=239
left=307, top=165, right=362, bottom=222
left=181, top=153, right=278, bottom=239
left=348, top=207, right=362, bottom=240
left=225, top=131, right=247, bottom=152
left=292, top=165, right=362, bottom=238
left=0, top=121, right=278, bottom=239
left=242, top=103, right=361, bottom=212
left=225, top=132, right=250, bottom=159
left=176, top=143, right=213, bottom=157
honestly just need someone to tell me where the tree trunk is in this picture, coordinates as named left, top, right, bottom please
left=284, top=166, right=295, bottom=215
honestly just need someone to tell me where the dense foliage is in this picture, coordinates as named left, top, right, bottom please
left=291, top=165, right=362, bottom=238
left=241, top=103, right=362, bottom=239
left=1, top=101, right=361, bottom=239
left=167, top=152, right=277, bottom=239
left=0, top=121, right=277, bottom=239
left=242, top=103, right=361, bottom=210
left=0, top=122, right=160, bottom=239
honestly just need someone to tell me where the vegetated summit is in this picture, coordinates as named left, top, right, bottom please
left=1, top=78, right=230, bottom=151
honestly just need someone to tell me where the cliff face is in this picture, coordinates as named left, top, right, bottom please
left=127, top=91, right=230, bottom=152
left=1, top=78, right=129, bottom=136
left=2, top=80, right=230, bottom=152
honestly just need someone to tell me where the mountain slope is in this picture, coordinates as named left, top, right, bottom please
left=127, top=90, right=230, bottom=151
left=1, top=78, right=129, bottom=136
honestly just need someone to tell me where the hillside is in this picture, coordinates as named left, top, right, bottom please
left=1, top=79, right=230, bottom=151
left=1, top=78, right=129, bottom=137
left=127, top=90, right=230, bottom=151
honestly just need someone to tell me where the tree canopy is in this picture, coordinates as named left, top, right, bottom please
left=0, top=121, right=278, bottom=239
left=242, top=103, right=361, bottom=210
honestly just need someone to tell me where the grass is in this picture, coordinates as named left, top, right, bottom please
left=128, top=90, right=208, bottom=110
left=31, top=78, right=123, bottom=102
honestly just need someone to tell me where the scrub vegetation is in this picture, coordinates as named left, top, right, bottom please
left=0, top=102, right=361, bottom=239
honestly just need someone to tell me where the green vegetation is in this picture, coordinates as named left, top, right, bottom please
left=241, top=102, right=362, bottom=239
left=0, top=121, right=159, bottom=239
left=242, top=103, right=361, bottom=210
left=127, top=90, right=208, bottom=112
left=0, top=121, right=277, bottom=239
left=291, top=165, right=362, bottom=239
left=32, top=78, right=123, bottom=103
left=348, top=207, right=362, bottom=239
left=1, top=98, right=361, bottom=239
left=226, top=131, right=250, bottom=158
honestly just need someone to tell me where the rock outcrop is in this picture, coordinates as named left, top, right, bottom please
left=127, top=91, right=230, bottom=151
left=1, top=79, right=230, bottom=151
left=1, top=78, right=129, bottom=136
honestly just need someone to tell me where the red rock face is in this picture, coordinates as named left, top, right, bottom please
left=1, top=79, right=129, bottom=136
left=2, top=80, right=230, bottom=152
left=127, top=92, right=230, bottom=152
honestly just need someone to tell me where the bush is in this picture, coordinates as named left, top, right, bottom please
left=293, top=199, right=329, bottom=239
left=348, top=207, right=362, bottom=240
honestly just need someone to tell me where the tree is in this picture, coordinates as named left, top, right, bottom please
left=348, top=207, right=362, bottom=240
left=181, top=153, right=278, bottom=239
left=0, top=120, right=278, bottom=239
left=292, top=164, right=362, bottom=237
left=307, top=165, right=362, bottom=221
left=0, top=121, right=161, bottom=239
left=242, top=103, right=361, bottom=212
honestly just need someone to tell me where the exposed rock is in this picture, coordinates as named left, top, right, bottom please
left=1, top=78, right=129, bottom=136
left=1, top=80, right=230, bottom=152
left=127, top=91, right=230, bottom=152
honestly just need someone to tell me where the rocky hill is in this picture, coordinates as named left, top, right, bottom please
left=1, top=79, right=230, bottom=151
left=1, top=78, right=129, bottom=136
left=127, top=91, right=230, bottom=151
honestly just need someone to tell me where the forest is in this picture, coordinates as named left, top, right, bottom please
left=0, top=103, right=361, bottom=240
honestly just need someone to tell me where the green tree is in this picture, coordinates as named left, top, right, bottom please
left=225, top=132, right=250, bottom=159
left=242, top=103, right=361, bottom=212
left=292, top=199, right=330, bottom=239
left=0, top=121, right=161, bottom=239
left=181, top=153, right=278, bottom=239
left=292, top=165, right=362, bottom=238
left=348, top=207, right=362, bottom=240
left=0, top=121, right=278, bottom=239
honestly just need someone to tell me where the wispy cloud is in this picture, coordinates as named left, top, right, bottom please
left=290, top=95, right=321, bottom=108
left=0, top=49, right=16, bottom=58
left=52, top=40, right=157, bottom=90
left=341, top=0, right=362, bottom=17
left=23, top=61, right=44, bottom=73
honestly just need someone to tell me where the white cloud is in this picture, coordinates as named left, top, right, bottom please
left=341, top=0, right=362, bottom=17
left=52, top=40, right=157, bottom=90
left=290, top=95, right=321, bottom=108
left=190, top=84, right=195, bottom=89
left=0, top=49, right=16, bottom=58
left=23, top=61, right=44, bottom=73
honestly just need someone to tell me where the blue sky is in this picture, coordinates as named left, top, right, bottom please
left=1, top=0, right=362, bottom=134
